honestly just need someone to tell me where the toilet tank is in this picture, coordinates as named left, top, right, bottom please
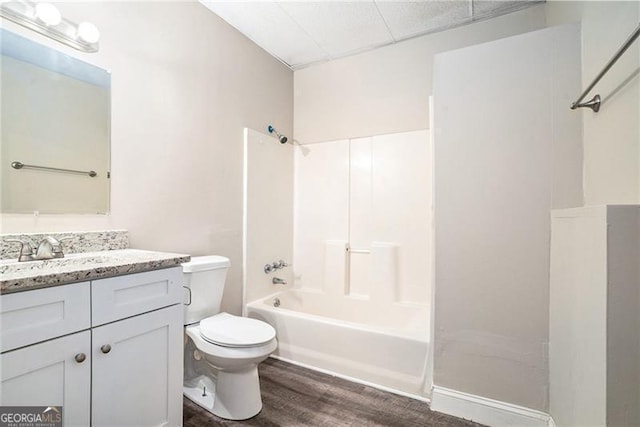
left=182, top=255, right=230, bottom=325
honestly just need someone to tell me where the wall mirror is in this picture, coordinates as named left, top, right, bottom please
left=1, top=28, right=110, bottom=214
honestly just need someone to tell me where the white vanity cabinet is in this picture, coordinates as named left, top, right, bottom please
left=1, top=331, right=92, bottom=427
left=0, top=267, right=184, bottom=427
left=0, top=282, right=92, bottom=427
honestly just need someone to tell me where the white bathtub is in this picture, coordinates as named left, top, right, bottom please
left=246, top=289, right=431, bottom=399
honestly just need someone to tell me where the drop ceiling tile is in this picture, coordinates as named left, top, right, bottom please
left=278, top=1, right=393, bottom=58
left=201, top=0, right=545, bottom=70
left=376, top=0, right=471, bottom=40
left=472, top=0, right=540, bottom=20
left=200, top=1, right=329, bottom=67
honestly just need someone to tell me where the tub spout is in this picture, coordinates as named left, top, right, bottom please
left=272, top=277, right=287, bottom=285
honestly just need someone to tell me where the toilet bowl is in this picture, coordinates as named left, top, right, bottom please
left=182, top=256, right=277, bottom=420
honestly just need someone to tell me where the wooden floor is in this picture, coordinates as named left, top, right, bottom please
left=183, top=358, right=482, bottom=427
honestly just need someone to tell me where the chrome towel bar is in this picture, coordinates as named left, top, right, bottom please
left=11, top=161, right=97, bottom=177
left=571, top=23, right=640, bottom=112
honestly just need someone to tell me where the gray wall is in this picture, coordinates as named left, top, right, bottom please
left=606, top=206, right=640, bottom=427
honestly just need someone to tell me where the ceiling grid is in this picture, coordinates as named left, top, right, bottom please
left=200, top=0, right=544, bottom=70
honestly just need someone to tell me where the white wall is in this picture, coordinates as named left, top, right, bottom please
left=293, top=5, right=546, bottom=144
left=243, top=128, right=293, bottom=306
left=546, top=1, right=640, bottom=205
left=0, top=1, right=293, bottom=315
left=433, top=24, right=582, bottom=411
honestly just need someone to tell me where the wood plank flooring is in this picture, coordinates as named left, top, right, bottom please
left=183, top=358, right=482, bottom=427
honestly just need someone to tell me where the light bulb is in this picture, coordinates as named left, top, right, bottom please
left=34, top=2, right=61, bottom=26
left=77, top=21, right=100, bottom=44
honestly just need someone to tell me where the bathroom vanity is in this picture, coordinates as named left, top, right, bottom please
left=0, top=231, right=189, bottom=427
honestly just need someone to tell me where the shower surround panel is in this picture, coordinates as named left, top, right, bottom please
left=294, top=129, right=431, bottom=306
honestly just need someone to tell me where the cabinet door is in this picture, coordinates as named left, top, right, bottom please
left=0, top=331, right=91, bottom=427
left=92, top=304, right=183, bottom=427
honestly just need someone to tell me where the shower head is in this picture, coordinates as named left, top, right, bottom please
left=267, top=124, right=288, bottom=144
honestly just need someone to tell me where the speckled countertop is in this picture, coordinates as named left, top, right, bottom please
left=1, top=230, right=129, bottom=260
left=1, top=249, right=190, bottom=294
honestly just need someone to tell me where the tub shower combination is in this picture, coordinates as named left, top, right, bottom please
left=245, top=128, right=432, bottom=399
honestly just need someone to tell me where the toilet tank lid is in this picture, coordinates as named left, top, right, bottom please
left=182, top=255, right=230, bottom=273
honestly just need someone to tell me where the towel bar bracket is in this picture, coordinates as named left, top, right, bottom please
left=571, top=94, right=601, bottom=113
left=570, top=23, right=640, bottom=112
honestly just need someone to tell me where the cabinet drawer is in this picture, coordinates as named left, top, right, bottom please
left=91, top=267, right=182, bottom=326
left=0, top=282, right=91, bottom=353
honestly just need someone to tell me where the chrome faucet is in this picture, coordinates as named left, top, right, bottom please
left=6, top=236, right=72, bottom=261
left=5, top=239, right=36, bottom=262
left=264, top=259, right=289, bottom=274
left=36, top=236, right=68, bottom=259
left=272, top=277, right=287, bottom=285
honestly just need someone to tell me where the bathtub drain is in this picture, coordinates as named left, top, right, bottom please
left=273, top=297, right=281, bottom=307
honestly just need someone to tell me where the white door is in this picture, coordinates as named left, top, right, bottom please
left=0, top=331, right=91, bottom=427
left=91, top=304, right=183, bottom=427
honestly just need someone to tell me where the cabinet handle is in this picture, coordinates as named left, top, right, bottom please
left=183, top=286, right=192, bottom=306
left=100, top=344, right=112, bottom=354
left=74, top=353, right=87, bottom=363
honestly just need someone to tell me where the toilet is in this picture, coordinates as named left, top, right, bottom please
left=182, top=256, right=277, bottom=420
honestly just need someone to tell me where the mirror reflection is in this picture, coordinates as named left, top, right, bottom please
left=1, top=29, right=110, bottom=214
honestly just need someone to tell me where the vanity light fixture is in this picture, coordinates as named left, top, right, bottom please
left=34, top=2, right=61, bottom=26
left=0, top=0, right=100, bottom=52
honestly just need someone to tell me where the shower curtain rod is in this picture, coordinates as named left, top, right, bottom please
left=571, top=23, right=640, bottom=112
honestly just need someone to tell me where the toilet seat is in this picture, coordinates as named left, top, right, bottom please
left=199, top=313, right=276, bottom=348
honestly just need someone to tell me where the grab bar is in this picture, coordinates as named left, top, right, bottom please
left=348, top=248, right=370, bottom=254
left=11, top=161, right=97, bottom=177
left=571, top=23, right=640, bottom=112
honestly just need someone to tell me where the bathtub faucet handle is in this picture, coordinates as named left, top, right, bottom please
left=265, top=260, right=289, bottom=274
left=274, top=260, right=288, bottom=269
